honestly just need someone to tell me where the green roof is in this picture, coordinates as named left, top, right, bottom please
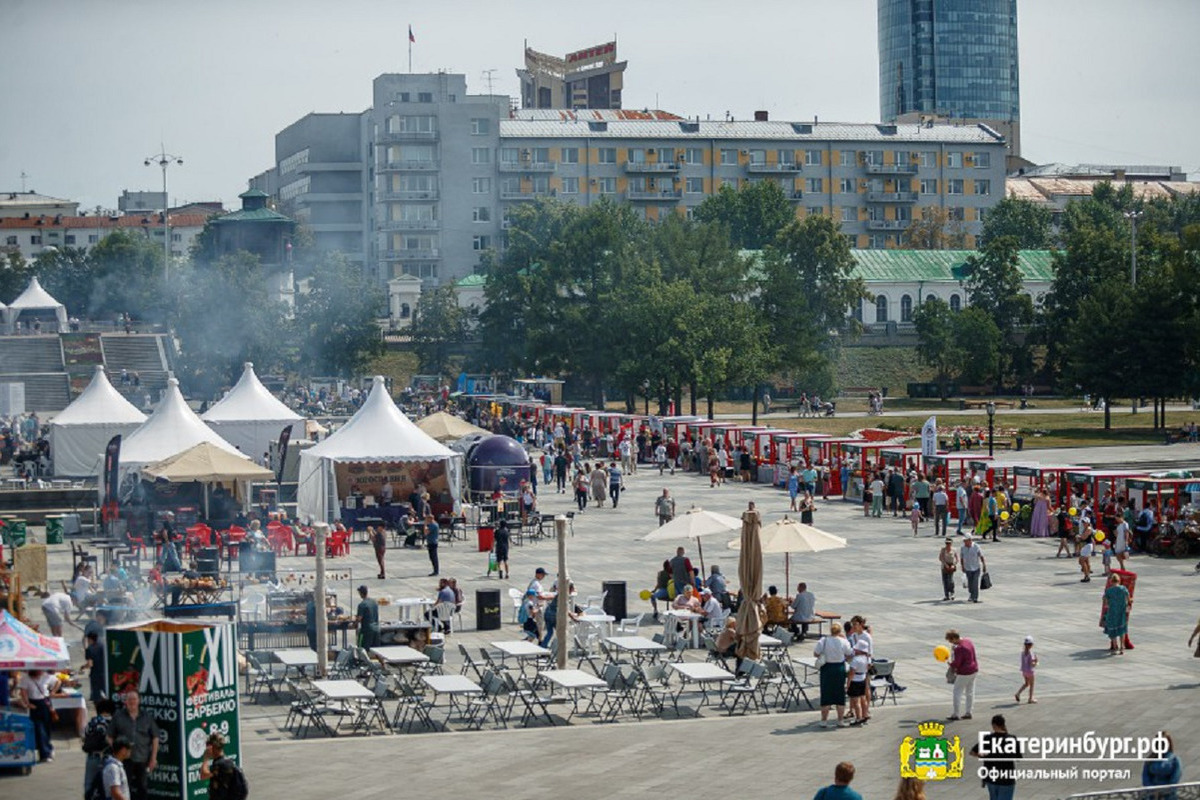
left=211, top=207, right=294, bottom=224
left=456, top=274, right=487, bottom=287
left=850, top=249, right=1054, bottom=283
left=239, top=189, right=270, bottom=199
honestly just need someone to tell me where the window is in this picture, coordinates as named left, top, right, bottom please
left=500, top=147, right=519, bottom=164
left=561, top=147, right=579, bottom=164
left=472, top=207, right=490, bottom=222
left=947, top=179, right=964, bottom=195
left=974, top=152, right=991, bottom=169
left=472, top=235, right=491, bottom=251
left=839, top=178, right=856, bottom=194
left=778, top=149, right=796, bottom=166
left=417, top=92, right=433, bottom=103
left=801, top=149, right=819, bottom=166
left=171, top=233, right=181, bottom=242
left=748, top=149, right=766, bottom=165
left=841, top=207, right=858, bottom=222
left=919, top=178, right=937, bottom=195
left=88, top=234, right=99, bottom=244
left=975, top=179, right=991, bottom=196
left=531, top=176, right=550, bottom=194
left=530, top=147, right=550, bottom=164
left=868, top=235, right=885, bottom=249
left=875, top=296, right=888, bottom=322
left=685, top=177, right=704, bottom=194
left=719, top=149, right=738, bottom=165
left=807, top=206, right=824, bottom=217
left=470, top=118, right=490, bottom=135
left=919, top=151, right=936, bottom=168
left=977, top=208, right=987, bottom=223
left=655, top=147, right=675, bottom=163
left=30, top=235, right=41, bottom=245
left=658, top=206, right=676, bottom=219
left=840, top=151, right=856, bottom=167
left=4, top=236, right=15, bottom=245
left=561, top=177, right=579, bottom=194
left=400, top=303, right=410, bottom=319
left=65, top=235, right=76, bottom=244
left=500, top=177, right=521, bottom=195
left=949, top=294, right=961, bottom=312
left=396, top=92, right=410, bottom=103
left=472, top=177, right=491, bottom=194
left=863, top=150, right=884, bottom=166
left=948, top=207, right=965, bottom=221
left=893, top=151, right=910, bottom=167
left=390, top=115, right=436, bottom=133
left=471, top=147, right=490, bottom=164
left=627, top=148, right=646, bottom=164
left=946, top=152, right=963, bottom=168
left=805, top=177, right=823, bottom=194
left=595, top=177, right=616, bottom=194
left=401, top=264, right=437, bottom=279
left=853, top=301, right=863, bottom=322
left=597, top=147, right=616, bottom=164
left=684, top=147, right=704, bottom=165
left=900, top=294, right=913, bottom=322
left=926, top=294, right=937, bottom=305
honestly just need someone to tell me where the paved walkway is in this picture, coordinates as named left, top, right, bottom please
left=15, top=446, right=1200, bottom=799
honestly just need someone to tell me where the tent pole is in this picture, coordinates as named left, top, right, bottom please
left=696, top=537, right=705, bottom=576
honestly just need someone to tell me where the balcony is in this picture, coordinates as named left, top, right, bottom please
left=377, top=219, right=440, bottom=231
left=625, top=190, right=683, bottom=201
left=865, top=162, right=918, bottom=175
left=381, top=248, right=440, bottom=261
left=498, top=161, right=557, bottom=173
left=788, top=191, right=804, bottom=201
left=377, top=130, right=438, bottom=143
left=379, top=159, right=439, bottom=172
left=747, top=162, right=802, bottom=174
left=624, top=161, right=681, bottom=174
left=499, top=190, right=549, bottom=201
left=501, top=219, right=513, bottom=229
left=378, top=189, right=439, bottom=201
left=867, top=191, right=919, bottom=203
left=866, top=219, right=910, bottom=231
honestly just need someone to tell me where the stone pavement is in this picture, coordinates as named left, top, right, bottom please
left=14, top=450, right=1200, bottom=799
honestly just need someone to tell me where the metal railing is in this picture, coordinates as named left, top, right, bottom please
left=747, top=163, right=802, bottom=173
left=380, top=248, right=439, bottom=260
left=625, top=189, right=683, bottom=201
left=866, top=219, right=910, bottom=230
left=865, top=163, right=919, bottom=175
left=498, top=161, right=556, bottom=172
left=624, top=161, right=680, bottom=173
left=377, top=130, right=438, bottom=143
left=1063, top=783, right=1200, bottom=800
left=376, top=219, right=440, bottom=231
left=867, top=191, right=919, bottom=203
left=379, top=160, right=439, bottom=171
left=378, top=190, right=438, bottom=201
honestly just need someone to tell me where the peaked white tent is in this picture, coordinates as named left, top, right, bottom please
left=5, top=276, right=68, bottom=330
left=201, top=362, right=302, bottom=461
left=120, top=377, right=243, bottom=472
left=297, top=376, right=462, bottom=523
left=50, top=365, right=147, bottom=476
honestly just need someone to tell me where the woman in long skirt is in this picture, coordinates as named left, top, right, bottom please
left=815, top=623, right=853, bottom=727
left=1102, top=574, right=1131, bottom=654
left=1030, top=487, right=1051, bottom=537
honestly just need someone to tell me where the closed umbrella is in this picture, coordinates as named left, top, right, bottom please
left=734, top=505, right=763, bottom=662
left=640, top=506, right=742, bottom=573
left=728, top=515, right=848, bottom=589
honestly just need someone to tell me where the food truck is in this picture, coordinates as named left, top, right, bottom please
left=1011, top=463, right=1079, bottom=505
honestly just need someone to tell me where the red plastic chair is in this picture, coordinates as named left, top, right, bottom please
left=269, top=527, right=294, bottom=557
left=126, top=533, right=145, bottom=560
left=326, top=529, right=350, bottom=557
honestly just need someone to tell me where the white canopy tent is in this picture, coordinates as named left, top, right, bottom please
left=120, top=377, right=243, bottom=473
left=297, top=376, right=462, bottom=523
left=49, top=365, right=146, bottom=476
left=201, top=362, right=302, bottom=461
left=5, top=276, right=68, bottom=330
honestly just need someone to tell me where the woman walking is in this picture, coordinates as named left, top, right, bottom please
left=1030, top=486, right=1050, bottom=538
left=945, top=629, right=978, bottom=721
left=788, top=467, right=800, bottom=512
left=573, top=469, right=589, bottom=512
left=814, top=623, right=853, bottom=727
left=590, top=461, right=608, bottom=508
left=1015, top=635, right=1038, bottom=704
left=1103, top=574, right=1131, bottom=654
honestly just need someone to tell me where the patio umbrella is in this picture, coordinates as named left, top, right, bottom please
left=416, top=411, right=489, bottom=443
left=727, top=515, right=848, bottom=590
left=640, top=506, right=742, bottom=574
left=0, top=609, right=70, bottom=670
left=734, top=506, right=763, bottom=662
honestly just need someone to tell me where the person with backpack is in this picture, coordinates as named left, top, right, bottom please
left=200, top=732, right=248, bottom=800
left=83, top=698, right=116, bottom=797
left=94, top=736, right=132, bottom=800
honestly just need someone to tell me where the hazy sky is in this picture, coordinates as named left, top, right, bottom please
left=3, top=0, right=1197, bottom=210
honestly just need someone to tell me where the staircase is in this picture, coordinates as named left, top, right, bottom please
left=100, top=334, right=171, bottom=394
left=0, top=373, right=71, bottom=411
left=0, top=336, right=64, bottom=373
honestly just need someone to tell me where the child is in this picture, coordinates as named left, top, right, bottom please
left=1100, top=538, right=1113, bottom=576
left=910, top=501, right=922, bottom=537
left=1016, top=635, right=1038, bottom=703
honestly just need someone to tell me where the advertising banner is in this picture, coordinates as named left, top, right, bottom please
left=921, top=416, right=938, bottom=459
left=334, top=460, right=451, bottom=505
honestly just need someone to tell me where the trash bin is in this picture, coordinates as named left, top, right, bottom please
left=196, top=547, right=220, bottom=578
left=476, top=589, right=501, bottom=631
left=44, top=515, right=64, bottom=545
left=477, top=526, right=494, bottom=553
left=1015, top=436, right=1024, bottom=452
left=602, top=581, right=627, bottom=623
left=6, top=519, right=27, bottom=548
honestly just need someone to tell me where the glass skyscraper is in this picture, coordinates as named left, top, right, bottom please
left=878, top=0, right=1019, bottom=124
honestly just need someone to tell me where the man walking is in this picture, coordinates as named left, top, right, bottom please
left=655, top=488, right=676, bottom=527
left=355, top=585, right=381, bottom=648
left=956, top=479, right=971, bottom=535
left=932, top=481, right=950, bottom=538
left=960, top=533, right=987, bottom=603
left=424, top=512, right=440, bottom=576
left=888, top=468, right=906, bottom=517
left=654, top=441, right=669, bottom=475
left=110, top=690, right=159, bottom=800
left=554, top=450, right=568, bottom=493
left=608, top=461, right=623, bottom=508
left=619, top=436, right=635, bottom=475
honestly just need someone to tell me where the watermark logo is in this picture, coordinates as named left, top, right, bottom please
left=900, top=721, right=965, bottom=781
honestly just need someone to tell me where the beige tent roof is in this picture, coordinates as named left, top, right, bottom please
left=415, top=411, right=489, bottom=442
left=142, top=441, right=273, bottom=484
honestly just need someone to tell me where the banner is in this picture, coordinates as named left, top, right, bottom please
left=334, top=460, right=451, bottom=507
left=102, top=434, right=122, bottom=521
left=275, top=424, right=294, bottom=486
left=921, top=416, right=938, bottom=459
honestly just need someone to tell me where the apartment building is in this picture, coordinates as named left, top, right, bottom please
left=0, top=212, right=213, bottom=262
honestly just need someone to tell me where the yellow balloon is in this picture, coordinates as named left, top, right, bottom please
left=1000, top=511, right=1010, bottom=521
left=1011, top=503, right=1021, bottom=512
left=1094, top=532, right=1105, bottom=542
left=1069, top=507, right=1078, bottom=516
left=639, top=589, right=652, bottom=601
left=934, top=644, right=951, bottom=663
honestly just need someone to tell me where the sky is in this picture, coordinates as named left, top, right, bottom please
left=2, top=0, right=1198, bottom=211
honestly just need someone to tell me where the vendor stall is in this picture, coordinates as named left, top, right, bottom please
left=0, top=610, right=70, bottom=774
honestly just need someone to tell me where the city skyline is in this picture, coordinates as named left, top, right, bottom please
left=2, top=0, right=1197, bottom=211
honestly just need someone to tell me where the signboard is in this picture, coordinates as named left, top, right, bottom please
left=107, top=619, right=241, bottom=800
left=334, top=460, right=451, bottom=506
left=565, top=41, right=616, bottom=67
left=921, top=416, right=938, bottom=459
left=0, top=709, right=36, bottom=769
left=61, top=333, right=105, bottom=366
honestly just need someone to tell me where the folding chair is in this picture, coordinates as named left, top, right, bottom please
left=462, top=671, right=508, bottom=731
left=458, top=643, right=484, bottom=680
left=503, top=672, right=557, bottom=728
left=870, top=659, right=899, bottom=706
left=724, top=660, right=768, bottom=716
left=778, top=658, right=816, bottom=710
left=631, top=663, right=673, bottom=718
left=391, top=679, right=437, bottom=733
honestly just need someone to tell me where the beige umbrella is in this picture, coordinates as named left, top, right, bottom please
left=734, top=505, right=763, bottom=662
left=416, top=411, right=489, bottom=442
left=640, top=506, right=742, bottom=573
left=728, top=515, right=848, bottom=589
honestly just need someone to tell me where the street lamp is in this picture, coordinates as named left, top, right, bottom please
left=1124, top=209, right=1142, bottom=287
left=145, top=150, right=183, bottom=280
left=642, top=379, right=651, bottom=416
left=986, top=401, right=996, bottom=458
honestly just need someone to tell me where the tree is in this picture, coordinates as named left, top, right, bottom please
left=32, top=246, right=92, bottom=316
left=980, top=197, right=1053, bottom=249
left=694, top=180, right=795, bottom=250
left=952, top=308, right=1002, bottom=386
left=294, top=253, right=385, bottom=378
left=408, top=282, right=473, bottom=376
left=964, top=235, right=1034, bottom=384
left=1062, top=281, right=1136, bottom=429
left=911, top=298, right=959, bottom=398
left=0, top=252, right=33, bottom=304
left=904, top=206, right=968, bottom=250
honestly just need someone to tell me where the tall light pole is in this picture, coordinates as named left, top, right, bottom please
left=1124, top=209, right=1142, bottom=287
left=145, top=150, right=183, bottom=280
left=986, top=401, right=996, bottom=458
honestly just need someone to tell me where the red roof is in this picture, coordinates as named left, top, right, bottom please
left=0, top=213, right=213, bottom=230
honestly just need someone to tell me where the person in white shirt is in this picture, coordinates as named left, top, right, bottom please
left=72, top=564, right=94, bottom=607
left=654, top=443, right=668, bottom=475
left=788, top=582, right=817, bottom=640
left=40, top=591, right=76, bottom=637
left=1113, top=511, right=1131, bottom=570
left=700, top=588, right=724, bottom=631
left=956, top=480, right=971, bottom=534
left=619, top=437, right=635, bottom=475
left=18, top=669, right=60, bottom=762
left=846, top=640, right=872, bottom=725
left=815, top=624, right=854, bottom=727
left=847, top=615, right=874, bottom=658
left=103, top=737, right=133, bottom=800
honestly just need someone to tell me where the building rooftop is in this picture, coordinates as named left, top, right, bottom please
left=510, top=109, right=683, bottom=122
left=0, top=191, right=76, bottom=208
left=0, top=213, right=213, bottom=230
left=499, top=118, right=1004, bottom=143
left=1005, top=177, right=1200, bottom=203
left=850, top=249, right=1055, bottom=283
